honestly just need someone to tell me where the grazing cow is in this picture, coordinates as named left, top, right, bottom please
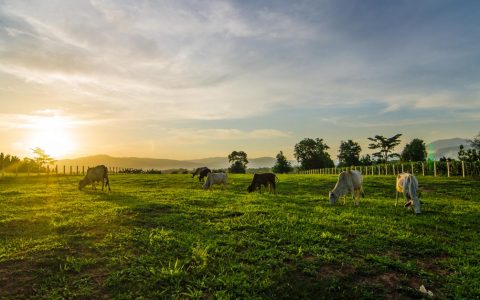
left=192, top=167, right=211, bottom=182
left=247, top=173, right=279, bottom=194
left=78, top=165, right=111, bottom=191
left=396, top=173, right=421, bottom=214
left=203, top=172, right=227, bottom=190
left=329, top=170, right=364, bottom=206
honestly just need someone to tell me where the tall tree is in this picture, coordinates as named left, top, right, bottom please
left=293, top=138, right=334, bottom=170
left=228, top=151, right=248, bottom=174
left=367, top=134, right=402, bottom=163
left=272, top=151, right=293, bottom=174
left=337, top=140, right=362, bottom=167
left=468, top=131, right=480, bottom=150
left=401, top=138, right=427, bottom=162
left=32, top=147, right=56, bottom=169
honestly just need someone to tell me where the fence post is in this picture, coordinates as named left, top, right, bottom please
left=411, top=163, right=414, bottom=175
left=447, top=161, right=450, bottom=177
left=76, top=166, right=79, bottom=175
left=434, top=161, right=437, bottom=177
left=82, top=166, right=85, bottom=175
left=63, top=165, right=66, bottom=175
left=56, top=165, right=58, bottom=174
left=462, top=161, right=465, bottom=177
left=70, top=166, right=72, bottom=175
left=422, top=162, right=425, bottom=176
left=401, top=164, right=404, bottom=173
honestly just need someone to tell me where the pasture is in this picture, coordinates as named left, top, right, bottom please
left=0, top=174, right=479, bottom=299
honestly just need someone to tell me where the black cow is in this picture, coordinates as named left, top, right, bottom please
left=247, top=173, right=278, bottom=194
left=192, top=167, right=211, bottom=182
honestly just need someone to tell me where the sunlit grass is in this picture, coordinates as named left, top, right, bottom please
left=0, top=174, right=479, bottom=298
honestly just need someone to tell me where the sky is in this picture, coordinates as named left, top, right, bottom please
left=1, top=0, right=479, bottom=160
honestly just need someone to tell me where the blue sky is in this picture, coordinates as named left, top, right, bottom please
left=0, top=0, right=479, bottom=159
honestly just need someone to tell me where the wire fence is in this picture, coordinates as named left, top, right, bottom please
left=297, top=160, right=480, bottom=177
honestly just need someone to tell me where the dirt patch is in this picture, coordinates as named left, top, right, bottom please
left=0, top=259, right=38, bottom=297
left=317, top=264, right=356, bottom=278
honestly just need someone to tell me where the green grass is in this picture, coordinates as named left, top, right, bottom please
left=0, top=174, right=479, bottom=299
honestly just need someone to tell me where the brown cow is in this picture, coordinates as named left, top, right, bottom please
left=247, top=173, right=278, bottom=194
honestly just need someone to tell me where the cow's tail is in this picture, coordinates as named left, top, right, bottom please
left=275, top=175, right=280, bottom=183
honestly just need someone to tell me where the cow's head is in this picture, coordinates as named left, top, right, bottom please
left=247, top=184, right=255, bottom=193
left=78, top=178, right=88, bottom=190
left=329, top=191, right=337, bottom=205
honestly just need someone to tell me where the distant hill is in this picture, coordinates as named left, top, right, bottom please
left=426, top=138, right=471, bottom=160
left=57, top=155, right=279, bottom=170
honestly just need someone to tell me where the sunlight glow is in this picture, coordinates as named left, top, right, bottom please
left=27, top=115, right=76, bottom=159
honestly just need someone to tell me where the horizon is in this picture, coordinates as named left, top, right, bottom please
left=1, top=1, right=479, bottom=160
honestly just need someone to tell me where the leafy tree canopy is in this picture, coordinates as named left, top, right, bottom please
left=272, top=151, right=293, bottom=174
left=228, top=151, right=248, bottom=174
left=401, top=138, right=427, bottom=162
left=294, top=138, right=334, bottom=170
left=367, top=134, right=402, bottom=163
left=337, top=140, right=362, bottom=167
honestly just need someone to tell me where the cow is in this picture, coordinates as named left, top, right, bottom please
left=329, top=170, right=364, bottom=206
left=247, top=173, right=279, bottom=194
left=203, top=172, right=227, bottom=190
left=396, top=173, right=421, bottom=214
left=192, top=167, right=211, bottom=182
left=78, top=165, right=111, bottom=191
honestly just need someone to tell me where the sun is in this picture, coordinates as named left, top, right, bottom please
left=27, top=115, right=76, bottom=159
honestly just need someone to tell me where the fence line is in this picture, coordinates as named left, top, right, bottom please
left=0, top=165, right=127, bottom=177
left=297, top=160, right=480, bottom=177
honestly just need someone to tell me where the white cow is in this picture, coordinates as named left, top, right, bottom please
left=329, top=170, right=364, bottom=206
left=203, top=172, right=228, bottom=190
left=396, top=173, right=421, bottom=214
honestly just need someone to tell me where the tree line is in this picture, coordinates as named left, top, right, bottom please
left=227, top=131, right=480, bottom=173
left=0, top=148, right=55, bottom=173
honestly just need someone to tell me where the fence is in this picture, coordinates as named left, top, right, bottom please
left=297, top=160, right=480, bottom=177
left=0, top=165, right=126, bottom=177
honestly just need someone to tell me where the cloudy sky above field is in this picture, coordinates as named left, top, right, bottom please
left=1, top=0, right=479, bottom=160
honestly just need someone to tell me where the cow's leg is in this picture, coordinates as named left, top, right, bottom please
left=102, top=179, right=105, bottom=191
left=271, top=181, right=276, bottom=194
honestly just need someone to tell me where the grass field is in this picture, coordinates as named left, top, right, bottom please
left=0, top=174, right=479, bottom=299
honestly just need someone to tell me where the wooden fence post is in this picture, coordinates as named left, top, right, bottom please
left=434, top=161, right=437, bottom=177
left=401, top=164, right=404, bottom=173
left=462, top=161, right=465, bottom=177
left=82, top=166, right=85, bottom=175
left=70, top=166, right=72, bottom=175
left=422, top=162, right=425, bottom=176
left=76, top=166, right=79, bottom=175
left=411, top=163, right=414, bottom=175
left=447, top=161, right=450, bottom=177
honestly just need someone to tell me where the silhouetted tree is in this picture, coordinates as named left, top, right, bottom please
left=294, top=138, right=334, bottom=170
left=468, top=132, right=480, bottom=150
left=337, top=140, right=362, bottom=167
left=32, top=147, right=56, bottom=170
left=368, top=134, right=402, bottom=163
left=228, top=151, right=248, bottom=173
left=458, top=145, right=479, bottom=162
left=359, top=154, right=373, bottom=166
left=272, top=151, right=293, bottom=174
left=401, top=138, right=427, bottom=162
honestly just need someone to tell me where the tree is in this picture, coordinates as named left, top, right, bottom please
left=468, top=132, right=480, bottom=150
left=32, top=147, right=56, bottom=169
left=359, top=154, right=373, bottom=166
left=458, top=145, right=479, bottom=162
left=293, top=138, right=334, bottom=170
left=337, top=140, right=362, bottom=167
left=272, top=151, right=293, bottom=174
left=401, top=138, right=427, bottom=162
left=367, top=134, right=402, bottom=163
left=228, top=151, right=248, bottom=173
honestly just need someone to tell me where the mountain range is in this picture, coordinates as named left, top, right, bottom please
left=56, top=155, right=277, bottom=170
left=56, top=138, right=472, bottom=170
